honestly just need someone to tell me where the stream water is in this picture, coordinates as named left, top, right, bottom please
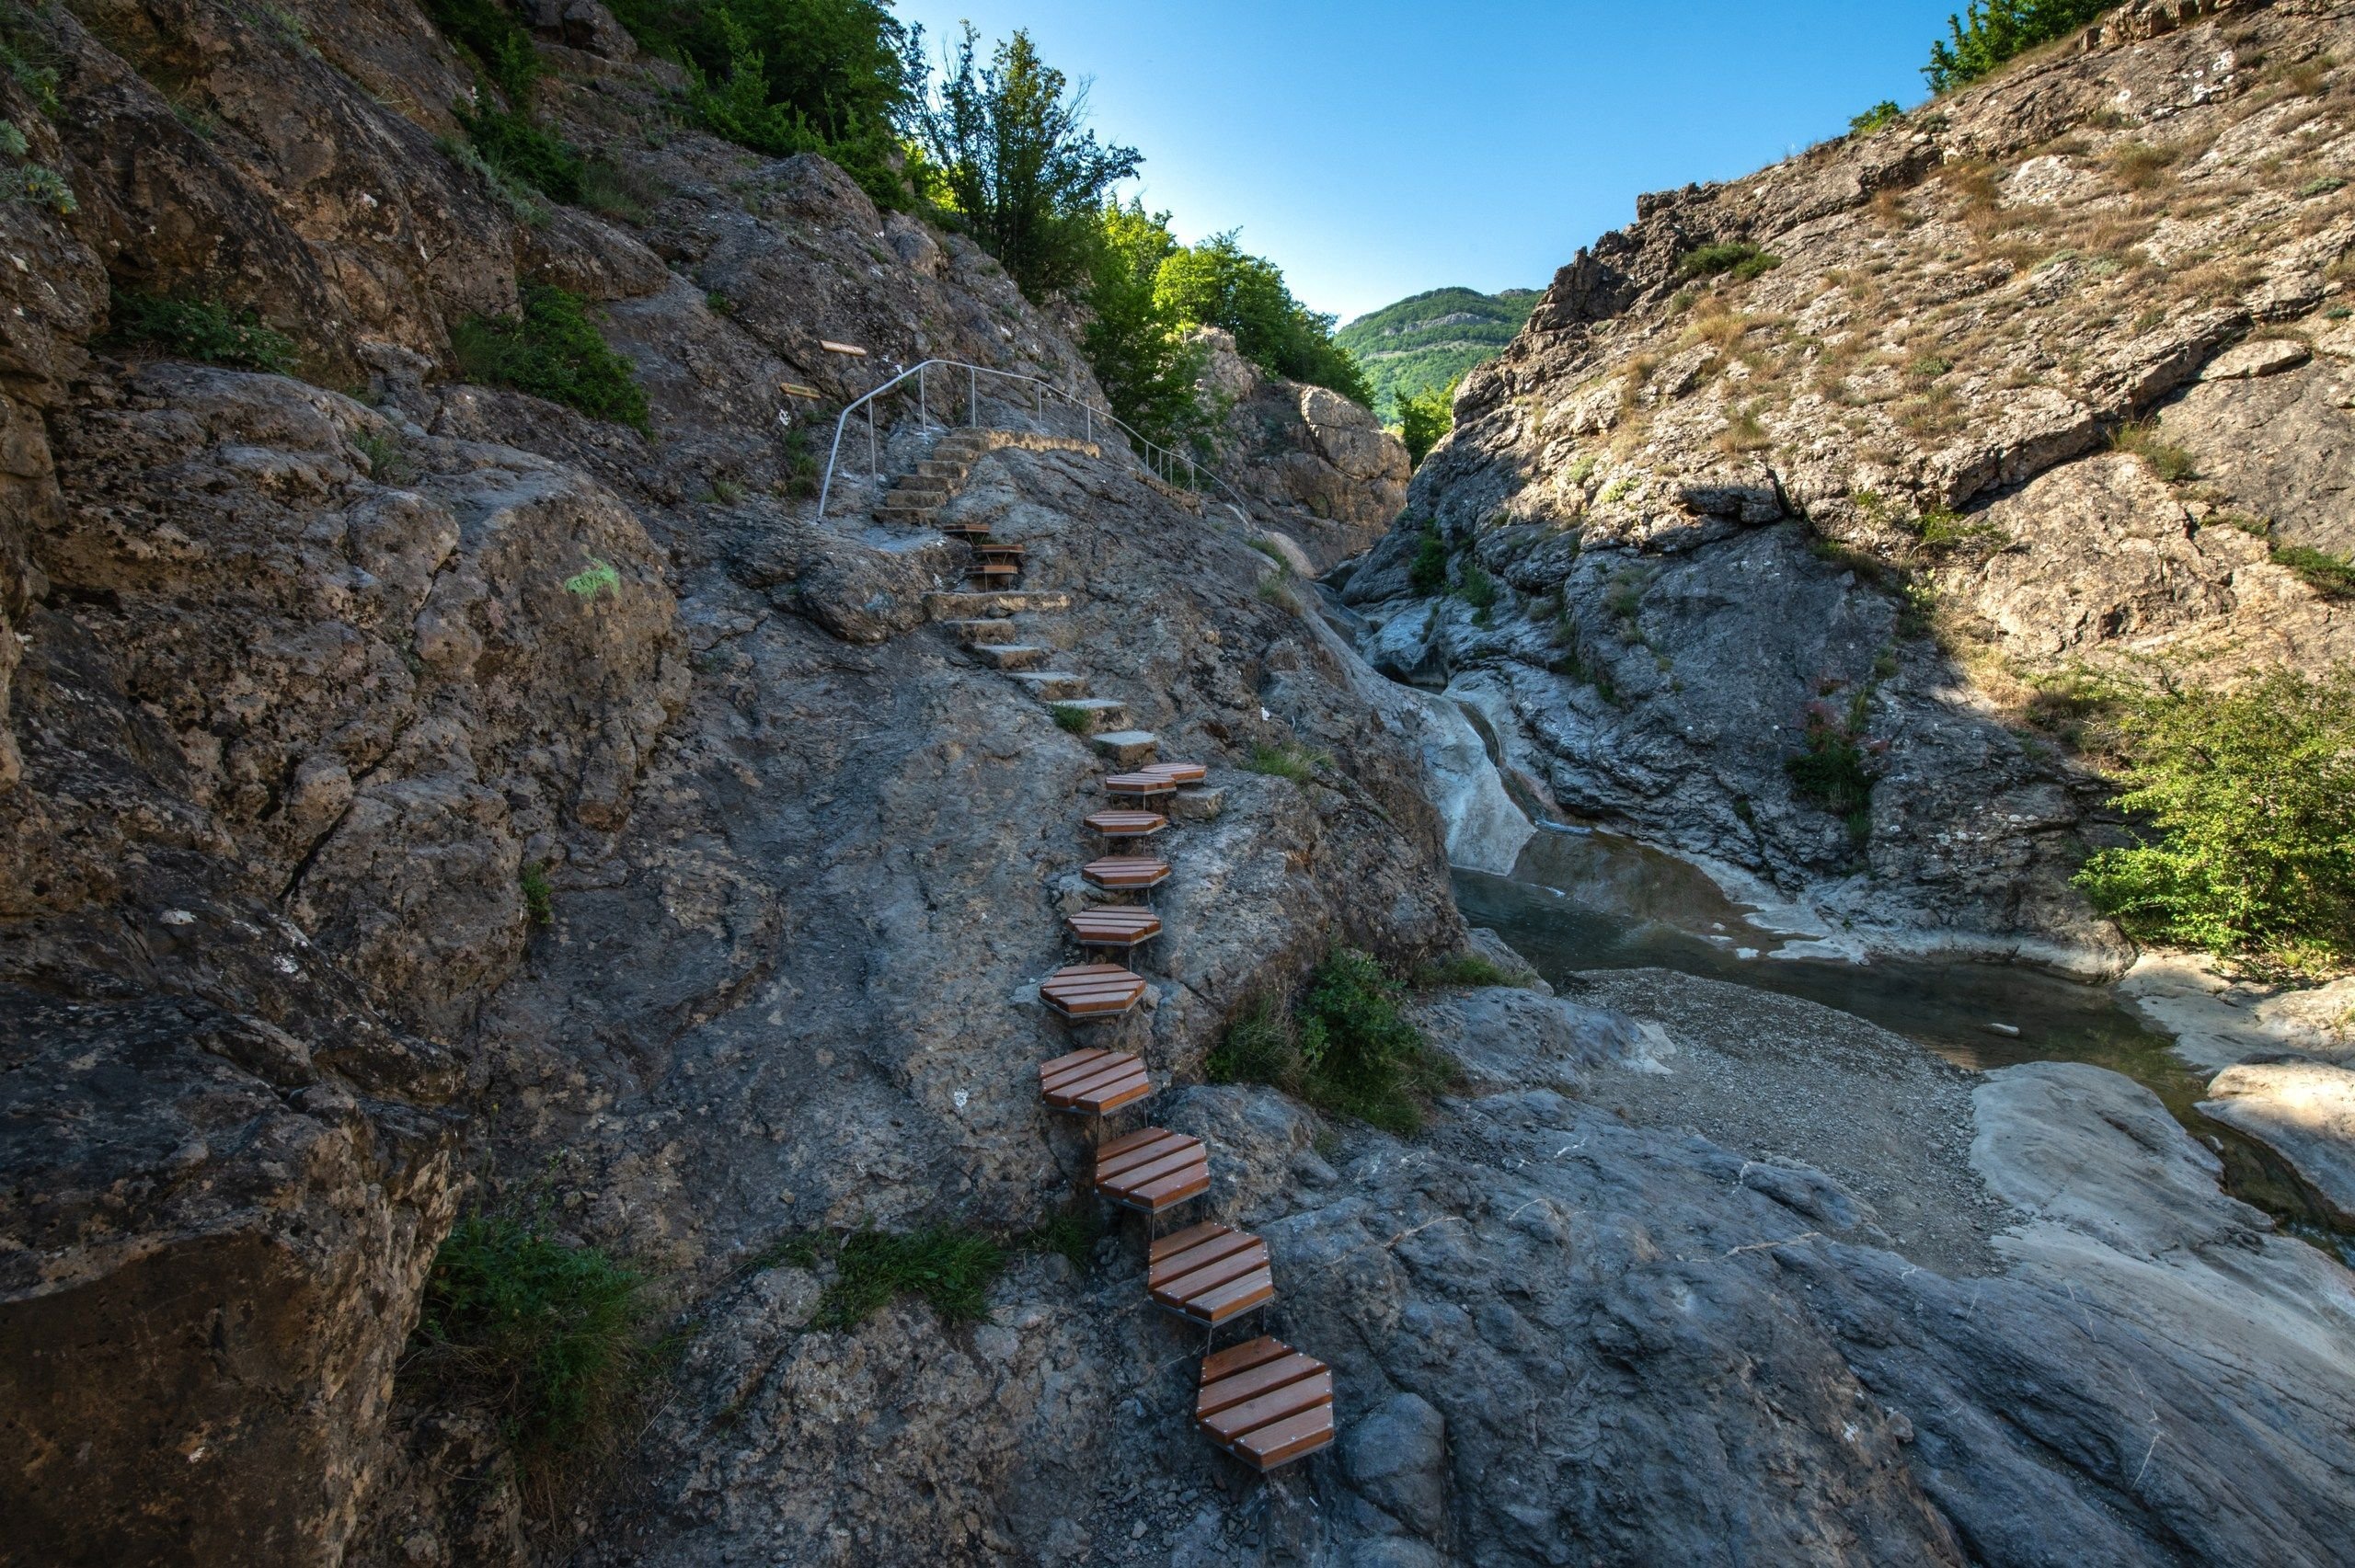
left=1457, top=822, right=2354, bottom=1257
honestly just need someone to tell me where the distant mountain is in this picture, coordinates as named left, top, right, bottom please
left=1335, top=286, right=1543, bottom=421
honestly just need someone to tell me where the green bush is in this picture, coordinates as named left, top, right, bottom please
left=2272, top=544, right=2355, bottom=599
left=1924, top=0, right=2110, bottom=94
left=1678, top=241, right=1780, bottom=282
left=1156, top=231, right=1373, bottom=405
left=1408, top=954, right=1521, bottom=989
left=1407, top=528, right=1450, bottom=596
left=1458, top=558, right=1499, bottom=612
left=1207, top=949, right=1459, bottom=1135
left=1081, top=200, right=1212, bottom=451
left=2074, top=667, right=2355, bottom=976
left=519, top=861, right=554, bottom=925
left=409, top=1215, right=661, bottom=1470
left=1050, top=702, right=1093, bottom=735
left=452, top=284, right=650, bottom=432
left=422, top=0, right=541, bottom=104
left=1786, top=688, right=1879, bottom=842
left=110, top=290, right=297, bottom=372
left=457, top=102, right=582, bottom=203
left=1850, top=100, right=1904, bottom=134
left=6, top=161, right=74, bottom=214
left=1397, top=377, right=1456, bottom=469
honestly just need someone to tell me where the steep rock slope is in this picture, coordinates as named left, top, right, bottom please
left=1348, top=0, right=2355, bottom=969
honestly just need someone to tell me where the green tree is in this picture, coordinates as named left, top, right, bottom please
left=1155, top=232, right=1372, bottom=406
left=916, top=26, right=1140, bottom=302
left=2074, top=667, right=2355, bottom=976
left=1080, top=200, right=1210, bottom=450
left=1397, top=375, right=1458, bottom=468
left=1924, top=0, right=2111, bottom=94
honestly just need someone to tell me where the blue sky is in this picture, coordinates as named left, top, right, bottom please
left=891, top=1, right=1965, bottom=324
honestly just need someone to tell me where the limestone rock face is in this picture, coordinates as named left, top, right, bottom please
left=2200, top=1059, right=2355, bottom=1221
left=1198, top=328, right=1410, bottom=570
left=1347, top=1, right=2355, bottom=969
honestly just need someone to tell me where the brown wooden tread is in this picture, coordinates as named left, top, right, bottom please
left=971, top=541, right=1026, bottom=558
left=967, top=562, right=1020, bottom=581
left=1067, top=907, right=1162, bottom=949
left=1084, top=809, right=1166, bottom=839
left=1196, top=1336, right=1335, bottom=1471
left=1102, top=771, right=1177, bottom=800
left=1096, top=1127, right=1212, bottom=1214
left=1140, top=761, right=1208, bottom=786
left=1149, top=1221, right=1275, bottom=1325
left=1082, top=855, right=1171, bottom=891
left=1039, top=1047, right=1151, bottom=1115
left=1040, top=962, right=1147, bottom=1020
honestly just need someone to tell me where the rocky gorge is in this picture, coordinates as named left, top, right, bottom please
left=4, top=0, right=2355, bottom=1564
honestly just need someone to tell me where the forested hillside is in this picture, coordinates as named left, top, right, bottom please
left=1337, top=285, right=1541, bottom=419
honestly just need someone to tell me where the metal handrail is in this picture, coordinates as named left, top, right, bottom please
left=807, top=357, right=1256, bottom=522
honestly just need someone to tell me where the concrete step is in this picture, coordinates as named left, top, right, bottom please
left=886, top=486, right=949, bottom=508
left=878, top=503, right=938, bottom=524
left=1051, top=698, right=1126, bottom=730
left=926, top=590, right=1073, bottom=619
left=915, top=460, right=971, bottom=482
left=946, top=618, right=1018, bottom=646
left=976, top=644, right=1053, bottom=671
left=1168, top=785, right=1225, bottom=823
left=1013, top=670, right=1090, bottom=701
left=1091, top=729, right=1158, bottom=767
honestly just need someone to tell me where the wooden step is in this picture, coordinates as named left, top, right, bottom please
left=1149, top=1222, right=1274, bottom=1325
left=1039, top=1047, right=1152, bottom=1116
left=966, top=562, right=1021, bottom=586
left=926, top=590, right=1073, bottom=619
left=1040, top=962, right=1148, bottom=1020
left=975, top=644, right=1051, bottom=671
left=1091, top=729, right=1158, bottom=767
left=1102, top=771, right=1176, bottom=803
left=1082, top=855, right=1171, bottom=892
left=973, top=543, right=1026, bottom=561
left=1084, top=809, right=1166, bottom=840
left=1140, top=761, right=1208, bottom=786
left=946, top=618, right=1017, bottom=646
left=938, top=521, right=994, bottom=540
left=1067, top=906, right=1162, bottom=950
left=1196, top=1337, right=1335, bottom=1471
left=1013, top=670, right=1089, bottom=701
left=1096, top=1127, right=1212, bottom=1214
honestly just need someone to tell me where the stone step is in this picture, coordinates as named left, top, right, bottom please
left=1013, top=670, right=1090, bottom=701
left=878, top=502, right=938, bottom=524
left=926, top=590, right=1074, bottom=619
left=1168, top=785, right=1225, bottom=823
left=915, top=460, right=971, bottom=482
left=946, top=618, right=1018, bottom=646
left=886, top=486, right=949, bottom=509
left=1091, top=729, right=1158, bottom=767
left=1051, top=698, right=1127, bottom=730
left=976, top=644, right=1054, bottom=671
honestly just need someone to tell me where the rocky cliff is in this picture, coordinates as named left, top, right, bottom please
left=7, top=2, right=2355, bottom=1566
left=1346, top=0, right=2355, bottom=971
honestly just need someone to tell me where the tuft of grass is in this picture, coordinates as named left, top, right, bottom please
left=1850, top=100, right=1903, bottom=135
left=578, top=156, right=662, bottom=223
left=1206, top=949, right=1461, bottom=1136
left=1017, top=1204, right=1105, bottom=1274
left=1257, top=576, right=1304, bottom=614
left=1244, top=740, right=1329, bottom=783
left=1786, top=686, right=1880, bottom=844
left=1678, top=241, right=1781, bottom=282
left=2107, top=141, right=2179, bottom=192
left=775, top=423, right=820, bottom=498
left=1408, top=954, right=1521, bottom=990
left=407, top=1214, right=664, bottom=1499
left=1050, top=702, right=1094, bottom=735
left=808, top=1227, right=1005, bottom=1330
left=110, top=289, right=297, bottom=372
left=451, top=284, right=650, bottom=432
left=520, top=860, right=554, bottom=925
left=1717, top=405, right=1771, bottom=453
left=2272, top=544, right=2355, bottom=599
left=2298, top=175, right=2348, bottom=200
left=2111, top=419, right=2196, bottom=484
left=564, top=557, right=622, bottom=600
left=1457, top=558, right=1500, bottom=612
left=352, top=429, right=419, bottom=485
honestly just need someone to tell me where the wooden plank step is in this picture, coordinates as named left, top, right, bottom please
left=972, top=541, right=1027, bottom=558
left=926, top=590, right=1073, bottom=618
left=1040, top=962, right=1147, bottom=1020
left=966, top=563, right=1021, bottom=584
left=1194, top=1336, right=1334, bottom=1471
left=1039, top=1047, right=1152, bottom=1115
left=1081, top=855, right=1170, bottom=892
left=1096, top=1127, right=1211, bottom=1213
left=945, top=617, right=1018, bottom=646
left=1148, top=1221, right=1273, bottom=1324
left=975, top=644, right=1051, bottom=671
left=1084, top=809, right=1166, bottom=840
left=1102, top=771, right=1176, bottom=802
left=1091, top=729, right=1158, bottom=767
left=937, top=520, right=994, bottom=539
left=1067, top=907, right=1161, bottom=949
left=1012, top=670, right=1088, bottom=701
left=1140, top=761, right=1208, bottom=785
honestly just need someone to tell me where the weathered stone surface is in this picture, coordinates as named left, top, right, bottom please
left=2200, top=1059, right=2355, bottom=1222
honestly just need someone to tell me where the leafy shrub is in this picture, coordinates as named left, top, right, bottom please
left=2272, top=544, right=2355, bottom=598
left=409, top=1215, right=662, bottom=1478
left=564, top=556, right=621, bottom=599
left=1207, top=949, right=1459, bottom=1135
left=5, top=161, right=73, bottom=214
left=1, top=13, right=60, bottom=116
left=452, top=284, right=650, bottom=432
left=1678, top=241, right=1780, bottom=282
left=1408, top=954, right=1520, bottom=989
left=1244, top=740, right=1329, bottom=782
left=2111, top=419, right=2196, bottom=483
left=1156, top=230, right=1373, bottom=405
left=1850, top=101, right=1903, bottom=134
left=1457, top=558, right=1499, bottom=612
left=2298, top=175, right=2348, bottom=200
left=1924, top=0, right=2110, bottom=95
left=458, top=102, right=582, bottom=203
left=1397, top=378, right=1457, bottom=468
left=110, top=290, right=297, bottom=372
left=1407, top=528, right=1449, bottom=596
left=422, top=0, right=541, bottom=104
left=1081, top=200, right=1212, bottom=451
left=2074, top=667, right=2355, bottom=976
left=1786, top=687, right=1880, bottom=842
left=1050, top=702, right=1093, bottom=735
